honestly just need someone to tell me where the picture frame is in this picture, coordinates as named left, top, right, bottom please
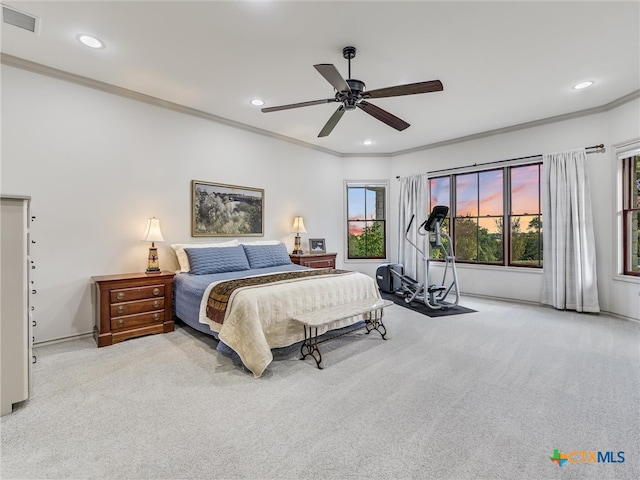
left=309, top=238, right=326, bottom=253
left=191, top=180, right=264, bottom=237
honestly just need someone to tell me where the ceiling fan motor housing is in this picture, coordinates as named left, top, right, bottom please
left=339, top=79, right=366, bottom=110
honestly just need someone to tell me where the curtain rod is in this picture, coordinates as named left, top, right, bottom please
left=395, top=143, right=605, bottom=178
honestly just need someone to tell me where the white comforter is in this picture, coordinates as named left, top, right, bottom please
left=198, top=270, right=380, bottom=377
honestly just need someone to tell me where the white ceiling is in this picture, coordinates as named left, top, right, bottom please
left=2, top=1, right=639, bottom=155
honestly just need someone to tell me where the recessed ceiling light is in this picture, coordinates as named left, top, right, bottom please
left=77, top=34, right=104, bottom=49
left=250, top=98, right=265, bottom=106
left=363, top=139, right=373, bottom=145
left=573, top=81, right=594, bottom=90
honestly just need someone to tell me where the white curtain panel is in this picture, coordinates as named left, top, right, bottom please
left=541, top=149, right=600, bottom=312
left=398, top=174, right=428, bottom=281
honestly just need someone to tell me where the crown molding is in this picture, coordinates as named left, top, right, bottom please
left=3, top=53, right=638, bottom=159
left=392, top=89, right=640, bottom=157
left=0, top=53, right=342, bottom=157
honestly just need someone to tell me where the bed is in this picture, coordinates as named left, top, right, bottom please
left=172, top=240, right=381, bottom=377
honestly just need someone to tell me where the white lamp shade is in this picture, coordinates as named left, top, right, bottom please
left=143, top=217, right=164, bottom=242
left=291, top=216, right=306, bottom=233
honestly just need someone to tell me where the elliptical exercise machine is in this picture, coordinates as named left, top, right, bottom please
left=376, top=205, right=459, bottom=310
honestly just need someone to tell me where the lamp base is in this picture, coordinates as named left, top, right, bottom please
left=293, top=234, right=303, bottom=255
left=146, top=246, right=160, bottom=274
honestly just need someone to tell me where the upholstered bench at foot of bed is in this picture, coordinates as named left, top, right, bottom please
left=292, top=298, right=393, bottom=369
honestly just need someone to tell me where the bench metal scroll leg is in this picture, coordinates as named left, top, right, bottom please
left=300, top=325, right=323, bottom=369
left=364, top=309, right=387, bottom=340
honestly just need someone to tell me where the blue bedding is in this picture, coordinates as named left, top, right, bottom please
left=173, top=263, right=310, bottom=336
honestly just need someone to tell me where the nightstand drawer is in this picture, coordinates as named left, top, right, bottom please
left=110, top=284, right=164, bottom=303
left=304, top=259, right=334, bottom=268
left=111, top=311, right=164, bottom=330
left=110, top=298, right=164, bottom=317
left=290, top=253, right=337, bottom=269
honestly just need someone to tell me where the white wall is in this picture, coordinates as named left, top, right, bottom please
left=1, top=65, right=347, bottom=342
left=390, top=99, right=640, bottom=320
left=2, top=64, right=638, bottom=344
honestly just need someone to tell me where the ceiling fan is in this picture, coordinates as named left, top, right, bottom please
left=261, top=46, right=443, bottom=137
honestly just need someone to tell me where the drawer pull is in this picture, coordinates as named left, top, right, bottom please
left=117, top=319, right=125, bottom=327
left=152, top=288, right=160, bottom=296
left=117, top=306, right=125, bottom=314
left=116, top=292, right=125, bottom=301
left=152, top=313, right=160, bottom=321
left=153, top=300, right=160, bottom=308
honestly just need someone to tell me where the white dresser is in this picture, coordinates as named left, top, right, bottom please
left=1, top=195, right=33, bottom=416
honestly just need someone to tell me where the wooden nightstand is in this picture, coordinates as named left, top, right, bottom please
left=289, top=252, right=337, bottom=269
left=92, top=271, right=175, bottom=347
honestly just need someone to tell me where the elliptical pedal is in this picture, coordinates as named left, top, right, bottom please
left=427, top=284, right=447, bottom=293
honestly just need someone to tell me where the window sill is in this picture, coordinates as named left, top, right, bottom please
left=613, top=274, right=640, bottom=285
left=448, top=262, right=543, bottom=275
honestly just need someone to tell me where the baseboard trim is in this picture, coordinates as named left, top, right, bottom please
left=462, top=292, right=640, bottom=323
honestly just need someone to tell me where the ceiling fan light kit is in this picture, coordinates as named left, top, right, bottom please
left=262, top=46, right=443, bottom=137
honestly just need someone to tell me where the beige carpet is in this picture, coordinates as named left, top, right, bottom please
left=1, top=296, right=638, bottom=479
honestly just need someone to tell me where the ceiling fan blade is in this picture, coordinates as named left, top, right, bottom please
left=357, top=101, right=410, bottom=131
left=261, top=98, right=335, bottom=113
left=318, top=106, right=345, bottom=137
left=314, top=64, right=351, bottom=93
left=364, top=80, right=443, bottom=99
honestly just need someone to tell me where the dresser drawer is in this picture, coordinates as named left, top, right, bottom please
left=110, top=297, right=164, bottom=317
left=110, top=311, right=164, bottom=330
left=110, top=284, right=164, bottom=303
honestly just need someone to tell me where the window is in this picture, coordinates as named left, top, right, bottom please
left=346, top=182, right=387, bottom=259
left=454, top=169, right=503, bottom=263
left=428, top=162, right=542, bottom=267
left=622, top=153, right=640, bottom=276
left=510, top=164, right=543, bottom=266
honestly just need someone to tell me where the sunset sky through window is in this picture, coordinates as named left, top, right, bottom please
left=348, top=187, right=377, bottom=235
left=429, top=164, right=542, bottom=234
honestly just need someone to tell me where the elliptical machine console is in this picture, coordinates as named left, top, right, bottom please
left=376, top=205, right=459, bottom=310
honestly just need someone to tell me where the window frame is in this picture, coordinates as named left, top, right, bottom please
left=620, top=147, right=640, bottom=277
left=452, top=167, right=505, bottom=265
left=428, top=161, right=543, bottom=268
left=344, top=180, right=389, bottom=261
left=507, top=163, right=543, bottom=268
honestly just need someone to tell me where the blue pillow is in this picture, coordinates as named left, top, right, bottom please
left=184, top=246, right=250, bottom=274
left=242, top=243, right=292, bottom=269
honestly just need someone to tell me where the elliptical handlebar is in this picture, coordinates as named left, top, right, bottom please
left=406, top=215, right=415, bottom=235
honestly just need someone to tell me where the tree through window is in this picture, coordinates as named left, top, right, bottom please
left=346, top=183, right=387, bottom=259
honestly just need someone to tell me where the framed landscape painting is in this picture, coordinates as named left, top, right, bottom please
left=192, top=180, right=264, bottom=237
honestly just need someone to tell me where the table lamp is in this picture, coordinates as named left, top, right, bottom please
left=143, top=217, right=164, bottom=274
left=291, top=216, right=306, bottom=254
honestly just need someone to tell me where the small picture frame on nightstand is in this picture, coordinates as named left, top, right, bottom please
left=309, top=238, right=326, bottom=253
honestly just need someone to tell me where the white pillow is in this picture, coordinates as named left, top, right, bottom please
left=171, top=239, right=240, bottom=272
left=240, top=240, right=282, bottom=246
